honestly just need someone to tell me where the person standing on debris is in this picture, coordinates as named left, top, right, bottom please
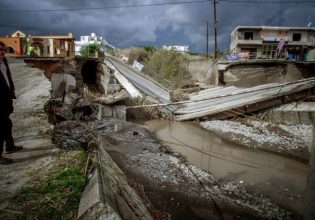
left=0, top=42, right=23, bottom=165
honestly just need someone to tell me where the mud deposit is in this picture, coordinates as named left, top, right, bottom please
left=142, top=119, right=308, bottom=215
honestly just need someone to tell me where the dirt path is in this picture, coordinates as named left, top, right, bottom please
left=0, top=59, right=58, bottom=215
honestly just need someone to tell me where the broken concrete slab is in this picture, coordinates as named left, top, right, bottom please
left=78, top=170, right=121, bottom=220
left=75, top=122, right=154, bottom=220
left=51, top=73, right=76, bottom=98
left=106, top=56, right=171, bottom=103
left=103, top=62, right=143, bottom=99
left=174, top=77, right=315, bottom=121
left=113, top=106, right=127, bottom=121
left=102, top=105, right=113, bottom=117
left=56, top=105, right=74, bottom=121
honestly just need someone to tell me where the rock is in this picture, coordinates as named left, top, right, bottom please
left=102, top=106, right=113, bottom=117
left=114, top=121, right=125, bottom=133
left=56, top=105, right=74, bottom=120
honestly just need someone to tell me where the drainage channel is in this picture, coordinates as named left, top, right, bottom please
left=140, top=119, right=308, bottom=214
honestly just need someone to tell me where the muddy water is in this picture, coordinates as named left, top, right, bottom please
left=141, top=119, right=308, bottom=214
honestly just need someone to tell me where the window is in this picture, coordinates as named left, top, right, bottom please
left=293, top=33, right=301, bottom=41
left=244, top=32, right=254, bottom=40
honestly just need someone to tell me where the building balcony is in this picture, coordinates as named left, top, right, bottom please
left=287, top=41, right=314, bottom=46
left=237, top=39, right=262, bottom=45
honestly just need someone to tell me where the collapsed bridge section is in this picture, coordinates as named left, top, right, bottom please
left=20, top=56, right=315, bottom=122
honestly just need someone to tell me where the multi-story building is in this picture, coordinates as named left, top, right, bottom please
left=28, top=33, right=75, bottom=57
left=74, top=33, right=114, bottom=56
left=230, top=26, right=315, bottom=61
left=162, top=45, right=190, bottom=53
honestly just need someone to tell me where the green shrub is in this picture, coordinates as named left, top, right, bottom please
left=126, top=47, right=151, bottom=64
left=80, top=43, right=101, bottom=57
left=143, top=49, right=190, bottom=89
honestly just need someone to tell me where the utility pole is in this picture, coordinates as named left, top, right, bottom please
left=206, top=20, right=209, bottom=58
left=212, top=0, right=218, bottom=60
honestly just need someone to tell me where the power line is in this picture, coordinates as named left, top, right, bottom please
left=0, top=0, right=211, bottom=13
left=220, top=0, right=315, bottom=3
left=3, top=0, right=313, bottom=13
left=0, top=23, right=107, bottom=27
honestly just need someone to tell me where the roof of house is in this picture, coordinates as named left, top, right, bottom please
left=28, top=33, right=74, bottom=39
left=11, top=30, right=27, bottom=37
left=231, top=26, right=315, bottom=34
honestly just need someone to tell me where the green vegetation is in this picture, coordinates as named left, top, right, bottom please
left=80, top=43, right=117, bottom=57
left=80, top=43, right=102, bottom=57
left=126, top=47, right=152, bottom=64
left=123, top=46, right=193, bottom=89
left=17, top=150, right=88, bottom=220
left=144, top=49, right=190, bottom=89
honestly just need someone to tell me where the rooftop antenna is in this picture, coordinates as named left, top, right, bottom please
left=307, top=16, right=312, bottom=27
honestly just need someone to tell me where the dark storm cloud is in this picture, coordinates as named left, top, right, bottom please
left=0, top=0, right=314, bottom=52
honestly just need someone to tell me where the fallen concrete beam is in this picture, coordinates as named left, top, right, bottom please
left=103, top=62, right=143, bottom=99
left=106, top=56, right=171, bottom=103
left=174, top=78, right=315, bottom=121
left=97, top=136, right=153, bottom=220
left=78, top=170, right=122, bottom=220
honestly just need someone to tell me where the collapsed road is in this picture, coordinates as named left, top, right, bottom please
left=17, top=54, right=314, bottom=219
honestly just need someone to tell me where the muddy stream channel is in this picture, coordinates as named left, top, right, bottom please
left=138, top=119, right=308, bottom=214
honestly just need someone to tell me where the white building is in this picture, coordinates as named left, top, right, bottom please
left=75, top=33, right=115, bottom=55
left=162, top=45, right=190, bottom=53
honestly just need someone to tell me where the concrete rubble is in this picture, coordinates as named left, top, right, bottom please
left=201, top=119, right=312, bottom=160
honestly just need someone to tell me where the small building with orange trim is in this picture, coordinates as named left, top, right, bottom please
left=0, top=30, right=26, bottom=56
left=28, top=32, right=75, bottom=58
left=0, top=31, right=75, bottom=58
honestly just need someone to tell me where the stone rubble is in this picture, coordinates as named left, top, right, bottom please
left=200, top=119, right=312, bottom=160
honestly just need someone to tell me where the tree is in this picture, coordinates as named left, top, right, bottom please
left=79, top=43, right=101, bottom=58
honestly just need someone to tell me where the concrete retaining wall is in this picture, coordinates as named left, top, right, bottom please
left=261, top=102, right=315, bottom=125
left=219, top=61, right=315, bottom=88
left=185, top=59, right=218, bottom=86
left=78, top=131, right=153, bottom=220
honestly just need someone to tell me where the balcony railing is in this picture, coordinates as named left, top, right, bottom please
left=237, top=39, right=262, bottom=45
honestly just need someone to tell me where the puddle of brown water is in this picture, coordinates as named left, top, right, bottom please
left=141, top=119, right=308, bottom=214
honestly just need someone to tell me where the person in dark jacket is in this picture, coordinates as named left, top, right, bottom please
left=0, top=42, right=22, bottom=164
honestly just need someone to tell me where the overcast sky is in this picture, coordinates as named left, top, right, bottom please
left=0, top=0, right=314, bottom=53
